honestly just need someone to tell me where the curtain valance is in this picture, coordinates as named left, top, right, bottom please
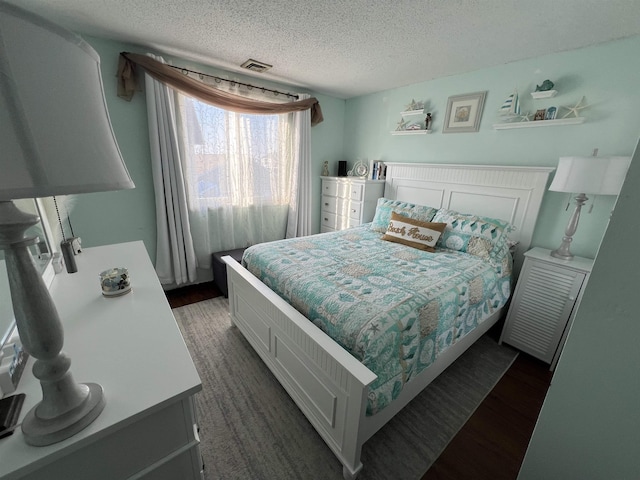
left=117, top=52, right=323, bottom=126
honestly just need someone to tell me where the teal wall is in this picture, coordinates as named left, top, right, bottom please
left=343, top=35, right=640, bottom=259
left=70, top=35, right=639, bottom=267
left=70, top=36, right=346, bottom=263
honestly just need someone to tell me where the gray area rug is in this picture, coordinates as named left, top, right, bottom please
left=174, top=297, right=518, bottom=480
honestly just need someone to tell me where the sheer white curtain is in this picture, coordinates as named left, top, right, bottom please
left=286, top=93, right=313, bottom=238
left=144, top=54, right=197, bottom=285
left=175, top=81, right=311, bottom=269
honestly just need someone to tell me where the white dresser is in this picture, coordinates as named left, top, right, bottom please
left=500, top=247, right=594, bottom=370
left=320, top=176, right=385, bottom=232
left=0, top=241, right=203, bottom=480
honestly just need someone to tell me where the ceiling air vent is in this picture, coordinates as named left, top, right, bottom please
left=240, top=59, right=272, bottom=73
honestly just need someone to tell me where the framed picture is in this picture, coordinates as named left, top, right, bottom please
left=442, top=91, right=487, bottom=133
left=545, top=106, right=557, bottom=120
left=534, top=109, right=546, bottom=121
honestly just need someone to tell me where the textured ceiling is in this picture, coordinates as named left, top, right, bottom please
left=8, top=0, right=640, bottom=99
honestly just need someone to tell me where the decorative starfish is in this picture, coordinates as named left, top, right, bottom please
left=404, top=99, right=423, bottom=112
left=561, top=96, right=589, bottom=118
left=396, top=118, right=408, bottom=130
left=517, top=112, right=533, bottom=122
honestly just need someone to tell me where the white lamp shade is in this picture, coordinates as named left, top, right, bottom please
left=0, top=2, right=134, bottom=200
left=549, top=156, right=631, bottom=195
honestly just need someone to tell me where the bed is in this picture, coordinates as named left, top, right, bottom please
left=223, top=163, right=553, bottom=479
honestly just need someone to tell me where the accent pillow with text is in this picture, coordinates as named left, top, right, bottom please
left=381, top=212, right=447, bottom=252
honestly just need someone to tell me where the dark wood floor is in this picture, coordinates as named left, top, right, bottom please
left=422, top=345, right=553, bottom=480
left=166, top=282, right=553, bottom=480
left=165, top=281, right=221, bottom=308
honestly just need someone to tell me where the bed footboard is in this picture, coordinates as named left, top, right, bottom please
left=223, top=256, right=377, bottom=479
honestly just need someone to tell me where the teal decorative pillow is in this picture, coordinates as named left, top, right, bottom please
left=432, top=208, right=513, bottom=271
left=370, top=198, right=438, bottom=233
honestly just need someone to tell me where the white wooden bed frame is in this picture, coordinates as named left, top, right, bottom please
left=223, top=163, right=553, bottom=479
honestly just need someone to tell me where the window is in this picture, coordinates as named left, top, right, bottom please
left=179, top=95, right=294, bottom=209
left=175, top=91, right=298, bottom=257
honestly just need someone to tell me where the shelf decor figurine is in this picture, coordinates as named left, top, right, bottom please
left=425, top=113, right=433, bottom=131
left=535, top=79, right=554, bottom=92
left=499, top=89, right=520, bottom=119
left=531, top=79, right=558, bottom=99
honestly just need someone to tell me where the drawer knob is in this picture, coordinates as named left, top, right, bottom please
left=324, top=203, right=329, bottom=206
left=352, top=209, right=356, bottom=213
left=324, top=218, right=328, bottom=221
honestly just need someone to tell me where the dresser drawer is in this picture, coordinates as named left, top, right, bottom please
left=322, top=179, right=338, bottom=197
left=349, top=183, right=364, bottom=202
left=321, top=211, right=337, bottom=230
left=348, top=202, right=362, bottom=220
left=321, top=212, right=351, bottom=231
left=24, top=399, right=199, bottom=480
left=321, top=195, right=337, bottom=214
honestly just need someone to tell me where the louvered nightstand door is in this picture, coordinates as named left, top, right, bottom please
left=500, top=248, right=593, bottom=369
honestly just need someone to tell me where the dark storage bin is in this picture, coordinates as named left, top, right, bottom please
left=211, top=248, right=246, bottom=297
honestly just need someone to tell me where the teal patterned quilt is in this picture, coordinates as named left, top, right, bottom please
left=242, top=225, right=512, bottom=415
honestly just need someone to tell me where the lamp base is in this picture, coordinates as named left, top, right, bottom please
left=22, top=383, right=105, bottom=446
left=550, top=248, right=574, bottom=261
left=1, top=200, right=106, bottom=447
left=549, top=193, right=588, bottom=262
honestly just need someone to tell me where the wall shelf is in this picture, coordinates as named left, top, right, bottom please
left=400, top=109, right=425, bottom=117
left=390, top=129, right=432, bottom=135
left=531, top=90, right=558, bottom=99
left=493, top=117, right=585, bottom=130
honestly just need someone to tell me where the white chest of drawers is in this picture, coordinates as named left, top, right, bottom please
left=320, top=176, right=385, bottom=232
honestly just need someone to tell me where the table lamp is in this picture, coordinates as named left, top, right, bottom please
left=0, top=2, right=134, bottom=445
left=548, top=153, right=631, bottom=260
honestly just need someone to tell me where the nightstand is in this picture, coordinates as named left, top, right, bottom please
left=320, top=176, right=385, bottom=232
left=500, top=247, right=594, bottom=370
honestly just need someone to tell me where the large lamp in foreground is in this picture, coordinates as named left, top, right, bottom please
left=548, top=154, right=630, bottom=260
left=0, top=2, right=134, bottom=445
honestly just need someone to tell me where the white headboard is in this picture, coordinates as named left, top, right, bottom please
left=384, top=163, right=554, bottom=268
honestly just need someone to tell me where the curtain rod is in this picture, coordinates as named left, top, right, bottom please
left=168, top=64, right=299, bottom=99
